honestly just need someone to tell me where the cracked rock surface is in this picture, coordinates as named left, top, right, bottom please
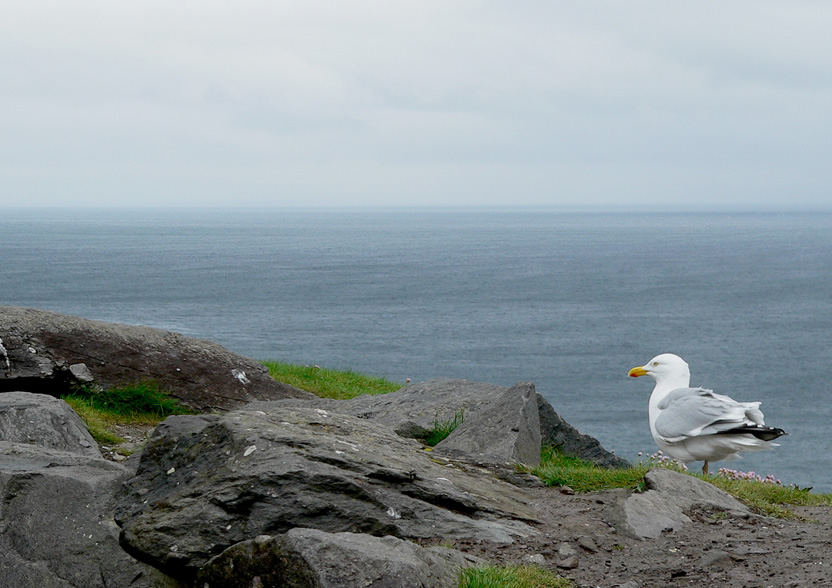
left=115, top=404, right=539, bottom=582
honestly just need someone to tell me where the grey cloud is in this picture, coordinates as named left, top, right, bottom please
left=1, top=1, right=831, bottom=208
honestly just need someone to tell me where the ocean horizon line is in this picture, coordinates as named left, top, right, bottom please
left=4, top=204, right=832, bottom=216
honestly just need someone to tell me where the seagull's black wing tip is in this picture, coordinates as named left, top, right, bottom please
left=715, top=424, right=787, bottom=441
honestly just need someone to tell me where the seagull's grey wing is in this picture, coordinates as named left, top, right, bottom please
left=654, top=388, right=762, bottom=442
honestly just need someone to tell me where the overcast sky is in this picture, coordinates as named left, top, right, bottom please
left=3, top=1, right=831, bottom=209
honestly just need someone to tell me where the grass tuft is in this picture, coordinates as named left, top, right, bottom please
left=63, top=396, right=128, bottom=445
left=424, top=409, right=464, bottom=447
left=701, top=474, right=832, bottom=518
left=65, top=382, right=191, bottom=418
left=532, top=445, right=650, bottom=493
left=263, top=361, right=401, bottom=399
left=459, top=565, right=571, bottom=588
left=62, top=382, right=193, bottom=447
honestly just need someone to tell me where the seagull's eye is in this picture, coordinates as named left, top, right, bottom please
left=652, top=361, right=659, bottom=367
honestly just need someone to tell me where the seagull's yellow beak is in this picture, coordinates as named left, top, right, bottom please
left=628, top=366, right=648, bottom=378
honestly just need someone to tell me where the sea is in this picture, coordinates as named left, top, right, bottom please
left=1, top=207, right=830, bottom=491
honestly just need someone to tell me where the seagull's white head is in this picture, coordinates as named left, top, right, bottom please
left=628, top=353, right=691, bottom=388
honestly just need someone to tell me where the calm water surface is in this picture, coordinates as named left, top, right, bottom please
left=1, top=208, right=830, bottom=490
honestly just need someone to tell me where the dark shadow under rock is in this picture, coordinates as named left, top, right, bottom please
left=537, top=394, right=631, bottom=468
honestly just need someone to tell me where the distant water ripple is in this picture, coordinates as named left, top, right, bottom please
left=2, top=208, right=830, bottom=490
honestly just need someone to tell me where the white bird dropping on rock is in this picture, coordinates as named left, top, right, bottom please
left=231, top=368, right=251, bottom=385
left=0, top=337, right=9, bottom=372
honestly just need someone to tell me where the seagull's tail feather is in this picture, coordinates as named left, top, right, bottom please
left=715, top=424, right=787, bottom=442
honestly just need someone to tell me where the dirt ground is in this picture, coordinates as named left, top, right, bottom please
left=100, top=422, right=157, bottom=461
left=450, top=486, right=832, bottom=588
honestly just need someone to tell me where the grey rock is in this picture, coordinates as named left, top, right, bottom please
left=0, top=337, right=9, bottom=374
left=556, top=555, right=579, bottom=569
left=277, top=378, right=509, bottom=439
left=557, top=542, right=578, bottom=558
left=700, top=549, right=733, bottom=569
left=116, top=405, right=539, bottom=582
left=68, top=363, right=94, bottom=383
left=576, top=535, right=599, bottom=553
left=0, top=391, right=100, bottom=457
left=537, top=394, right=630, bottom=468
left=434, top=382, right=542, bottom=466
left=726, top=568, right=758, bottom=582
left=525, top=553, right=546, bottom=565
left=198, top=529, right=482, bottom=588
left=0, top=442, right=178, bottom=588
left=275, top=378, right=625, bottom=469
left=607, top=469, right=749, bottom=539
left=0, top=306, right=313, bottom=411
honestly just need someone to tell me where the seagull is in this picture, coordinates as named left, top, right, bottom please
left=628, top=353, right=786, bottom=475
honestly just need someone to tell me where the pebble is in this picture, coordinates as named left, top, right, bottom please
left=726, top=569, right=757, bottom=583
left=577, top=535, right=599, bottom=553
left=699, top=550, right=732, bottom=569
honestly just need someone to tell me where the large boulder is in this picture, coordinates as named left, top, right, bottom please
left=278, top=378, right=628, bottom=469
left=0, top=391, right=100, bottom=457
left=115, top=405, right=539, bottom=583
left=607, top=468, right=750, bottom=539
left=0, top=306, right=313, bottom=411
left=433, top=382, right=542, bottom=466
left=328, top=378, right=511, bottom=439
left=0, top=442, right=179, bottom=588
left=0, top=390, right=178, bottom=587
left=197, top=529, right=482, bottom=588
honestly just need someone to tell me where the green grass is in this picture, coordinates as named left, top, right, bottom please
left=62, top=382, right=193, bottom=447
left=532, top=445, right=651, bottom=493
left=263, top=361, right=402, bottom=399
left=63, top=396, right=130, bottom=445
left=702, top=475, right=832, bottom=518
left=532, top=445, right=832, bottom=518
left=64, top=381, right=191, bottom=418
left=424, top=409, right=465, bottom=446
left=263, top=361, right=466, bottom=447
left=459, top=565, right=571, bottom=588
